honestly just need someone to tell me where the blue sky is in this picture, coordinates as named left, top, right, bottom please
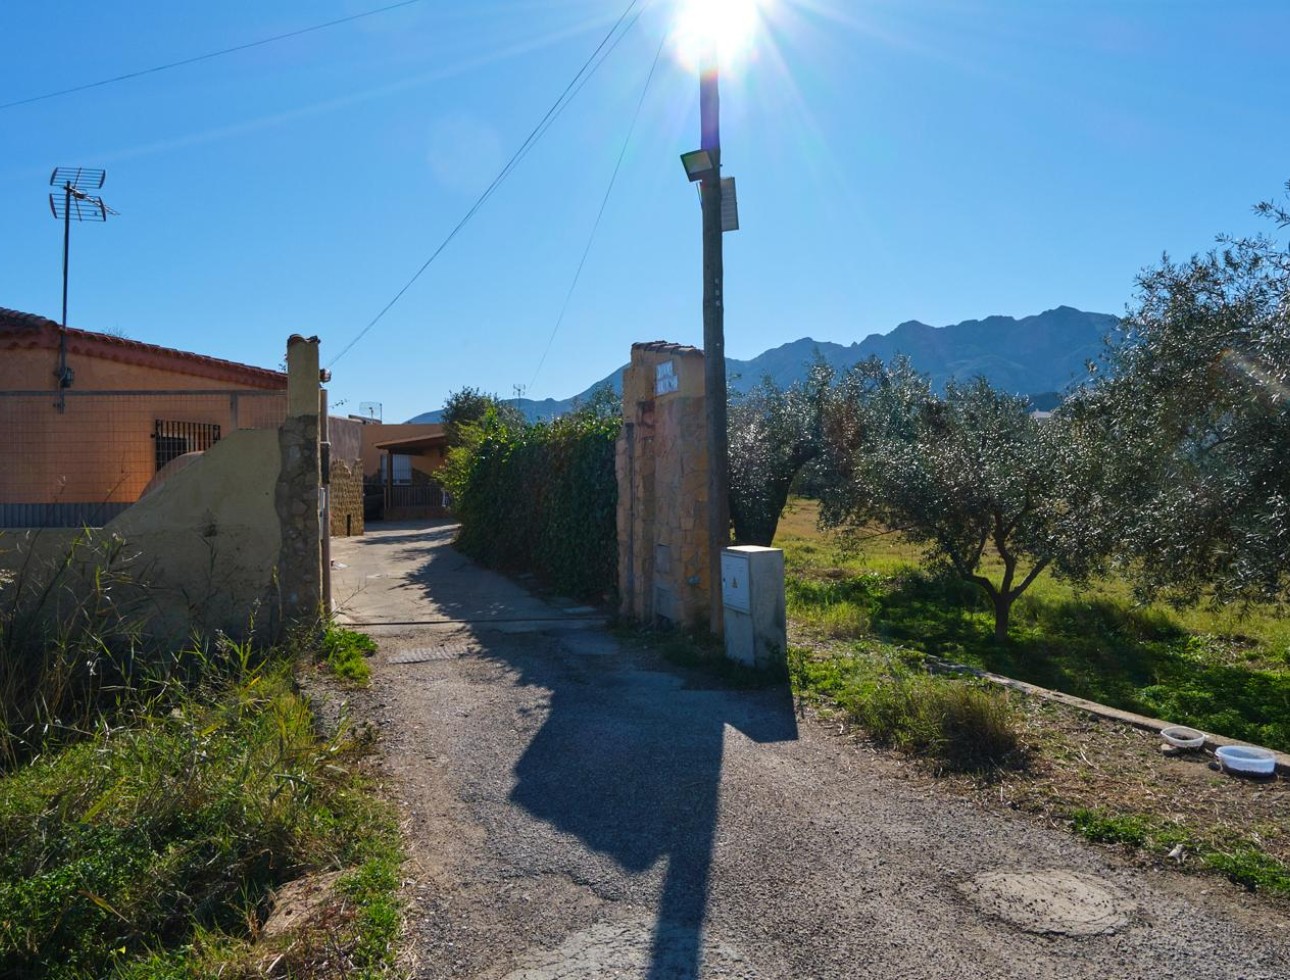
left=2, top=0, right=1287, bottom=422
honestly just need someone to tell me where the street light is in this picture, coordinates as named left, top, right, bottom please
left=695, top=39, right=729, bottom=636
left=680, top=149, right=717, bottom=182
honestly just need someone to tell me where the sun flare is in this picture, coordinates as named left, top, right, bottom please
left=672, top=0, right=770, bottom=72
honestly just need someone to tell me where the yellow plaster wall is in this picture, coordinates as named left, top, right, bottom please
left=0, top=428, right=284, bottom=641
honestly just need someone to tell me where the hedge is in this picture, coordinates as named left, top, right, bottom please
left=452, top=413, right=619, bottom=600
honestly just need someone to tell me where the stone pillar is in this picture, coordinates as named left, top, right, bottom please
left=616, top=342, right=712, bottom=630
left=276, top=334, right=323, bottom=625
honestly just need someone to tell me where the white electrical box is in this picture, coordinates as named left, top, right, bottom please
left=721, top=545, right=787, bottom=670
left=721, top=551, right=751, bottom=612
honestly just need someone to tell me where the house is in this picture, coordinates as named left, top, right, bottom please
left=1, top=307, right=288, bottom=527
left=346, top=420, right=450, bottom=520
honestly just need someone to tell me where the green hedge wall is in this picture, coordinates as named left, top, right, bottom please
left=453, top=414, right=620, bottom=600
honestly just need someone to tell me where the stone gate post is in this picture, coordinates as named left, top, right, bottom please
left=277, top=334, right=323, bottom=625
left=616, top=342, right=712, bottom=629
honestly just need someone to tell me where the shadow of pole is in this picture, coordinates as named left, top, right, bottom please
left=504, top=649, right=798, bottom=978
left=378, top=526, right=799, bottom=977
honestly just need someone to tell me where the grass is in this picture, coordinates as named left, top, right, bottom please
left=320, top=625, right=378, bottom=685
left=789, top=641, right=1022, bottom=773
left=0, top=655, right=403, bottom=979
left=776, top=499, right=1290, bottom=752
left=778, top=498, right=1290, bottom=900
left=1071, top=808, right=1290, bottom=896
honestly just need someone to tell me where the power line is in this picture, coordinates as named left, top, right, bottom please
left=529, top=33, right=668, bottom=390
left=327, top=0, right=645, bottom=368
left=1, top=0, right=432, bottom=112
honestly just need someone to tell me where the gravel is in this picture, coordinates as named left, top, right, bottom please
left=331, top=525, right=1290, bottom=980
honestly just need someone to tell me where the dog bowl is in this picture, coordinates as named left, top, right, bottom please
left=1160, top=726, right=1206, bottom=750
left=1215, top=745, right=1277, bottom=776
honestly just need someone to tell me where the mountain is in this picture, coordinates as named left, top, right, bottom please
left=406, top=306, right=1116, bottom=423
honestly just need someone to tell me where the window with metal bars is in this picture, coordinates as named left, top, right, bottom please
left=153, top=420, right=221, bottom=471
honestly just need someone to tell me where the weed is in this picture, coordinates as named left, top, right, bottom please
left=792, top=643, right=1021, bottom=772
left=634, top=625, right=786, bottom=688
left=319, top=626, right=377, bottom=685
left=1071, top=809, right=1153, bottom=847
left=1069, top=807, right=1290, bottom=897
left=0, top=662, right=403, bottom=978
left=1204, top=848, right=1290, bottom=894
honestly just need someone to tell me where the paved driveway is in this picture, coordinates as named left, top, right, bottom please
left=330, top=523, right=1289, bottom=979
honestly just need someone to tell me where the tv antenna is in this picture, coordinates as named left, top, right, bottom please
left=359, top=401, right=382, bottom=422
left=49, top=166, right=117, bottom=409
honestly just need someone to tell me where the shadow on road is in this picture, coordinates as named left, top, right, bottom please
left=506, top=644, right=797, bottom=978
left=350, top=523, right=794, bottom=974
left=386, top=525, right=799, bottom=978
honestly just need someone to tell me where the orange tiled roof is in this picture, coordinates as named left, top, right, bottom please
left=0, top=307, right=286, bottom=389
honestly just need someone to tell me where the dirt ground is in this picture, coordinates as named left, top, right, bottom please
left=330, top=523, right=1290, bottom=979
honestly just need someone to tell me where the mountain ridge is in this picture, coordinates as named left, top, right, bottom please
left=406, top=306, right=1117, bottom=423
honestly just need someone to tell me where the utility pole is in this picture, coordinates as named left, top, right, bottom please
left=699, top=46, right=729, bottom=636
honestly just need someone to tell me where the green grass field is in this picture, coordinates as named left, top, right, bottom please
left=776, top=499, right=1290, bottom=752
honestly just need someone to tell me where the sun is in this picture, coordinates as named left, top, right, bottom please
left=672, top=0, right=769, bottom=73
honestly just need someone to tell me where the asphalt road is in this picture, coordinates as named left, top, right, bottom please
left=331, top=523, right=1290, bottom=980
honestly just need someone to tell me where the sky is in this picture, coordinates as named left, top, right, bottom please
left=2, top=0, right=1288, bottom=423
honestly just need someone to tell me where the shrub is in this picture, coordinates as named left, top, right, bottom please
left=452, top=411, right=619, bottom=599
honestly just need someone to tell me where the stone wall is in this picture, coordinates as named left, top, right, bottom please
left=329, top=458, right=364, bottom=536
left=616, top=342, right=712, bottom=629
left=328, top=416, right=365, bottom=537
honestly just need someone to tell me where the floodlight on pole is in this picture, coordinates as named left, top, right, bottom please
left=680, top=149, right=716, bottom=182
left=48, top=166, right=117, bottom=410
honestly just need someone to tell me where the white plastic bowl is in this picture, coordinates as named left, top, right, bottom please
left=1160, top=726, right=1206, bottom=750
left=1215, top=745, right=1277, bottom=776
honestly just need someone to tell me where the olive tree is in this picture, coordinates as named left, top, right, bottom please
left=818, top=359, right=1094, bottom=642
left=727, top=364, right=831, bottom=545
left=1066, top=183, right=1290, bottom=605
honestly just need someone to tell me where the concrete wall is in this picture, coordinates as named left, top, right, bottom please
left=616, top=342, right=712, bottom=629
left=0, top=336, right=324, bottom=642
left=0, top=428, right=282, bottom=642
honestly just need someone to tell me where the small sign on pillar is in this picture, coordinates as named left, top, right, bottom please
left=721, top=545, right=786, bottom=670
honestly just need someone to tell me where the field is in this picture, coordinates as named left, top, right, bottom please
left=775, top=499, right=1290, bottom=753
left=775, top=499, right=1290, bottom=898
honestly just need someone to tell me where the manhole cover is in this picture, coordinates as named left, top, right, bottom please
left=961, top=870, right=1131, bottom=936
left=388, top=642, right=472, bottom=664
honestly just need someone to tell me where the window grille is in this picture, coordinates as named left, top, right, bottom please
left=154, top=419, right=222, bottom=471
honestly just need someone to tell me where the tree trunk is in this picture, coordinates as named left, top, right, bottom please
left=992, top=593, right=1012, bottom=643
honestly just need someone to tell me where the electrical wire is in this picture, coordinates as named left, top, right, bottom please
left=1, top=0, right=435, bottom=112
left=327, top=0, right=645, bottom=368
left=528, top=32, right=668, bottom=389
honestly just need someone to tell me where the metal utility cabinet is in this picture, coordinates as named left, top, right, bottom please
left=721, top=545, right=787, bottom=670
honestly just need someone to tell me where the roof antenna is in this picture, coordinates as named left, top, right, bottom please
left=49, top=166, right=117, bottom=411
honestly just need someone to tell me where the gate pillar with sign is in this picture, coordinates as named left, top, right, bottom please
left=616, top=342, right=712, bottom=629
